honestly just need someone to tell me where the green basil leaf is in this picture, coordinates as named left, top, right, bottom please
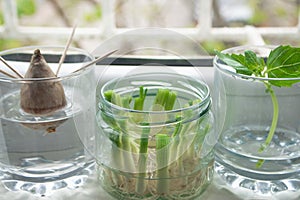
left=215, top=50, right=253, bottom=75
left=244, top=50, right=265, bottom=73
left=231, top=54, right=247, bottom=66
left=267, top=45, right=300, bottom=87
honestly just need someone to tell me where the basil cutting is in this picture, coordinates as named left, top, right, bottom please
left=215, top=45, right=300, bottom=167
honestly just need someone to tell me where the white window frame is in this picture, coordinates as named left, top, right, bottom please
left=1, top=0, right=299, bottom=46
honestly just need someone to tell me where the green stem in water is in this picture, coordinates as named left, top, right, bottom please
left=132, top=87, right=148, bottom=123
left=154, top=89, right=169, bottom=105
left=103, top=89, right=136, bottom=172
left=104, top=90, right=113, bottom=102
left=122, top=95, right=132, bottom=108
left=156, top=134, right=170, bottom=195
left=153, top=89, right=169, bottom=111
left=256, top=83, right=279, bottom=168
left=164, top=91, right=177, bottom=111
left=135, top=123, right=150, bottom=194
left=134, top=87, right=148, bottom=110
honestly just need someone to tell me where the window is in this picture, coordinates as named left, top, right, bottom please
left=0, top=0, right=299, bottom=55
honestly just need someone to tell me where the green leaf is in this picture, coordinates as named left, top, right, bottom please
left=244, top=50, right=265, bottom=74
left=215, top=50, right=253, bottom=75
left=267, top=45, right=300, bottom=87
left=231, top=54, right=247, bottom=66
left=84, top=5, right=102, bottom=22
left=17, top=0, right=36, bottom=17
left=0, top=11, right=4, bottom=25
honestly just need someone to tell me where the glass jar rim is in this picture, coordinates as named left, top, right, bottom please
left=100, top=72, right=211, bottom=114
left=0, top=45, right=94, bottom=83
left=214, top=45, right=300, bottom=82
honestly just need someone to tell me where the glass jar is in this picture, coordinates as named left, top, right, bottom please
left=214, top=45, right=300, bottom=195
left=0, top=46, right=96, bottom=196
left=96, top=73, right=215, bottom=199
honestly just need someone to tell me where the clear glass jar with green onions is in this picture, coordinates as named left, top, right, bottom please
left=96, top=73, right=215, bottom=199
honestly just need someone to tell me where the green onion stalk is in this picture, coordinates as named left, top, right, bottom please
left=99, top=86, right=212, bottom=198
left=103, top=90, right=136, bottom=188
left=169, top=100, right=211, bottom=188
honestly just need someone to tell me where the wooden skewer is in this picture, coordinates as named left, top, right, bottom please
left=72, top=49, right=118, bottom=74
left=0, top=69, right=17, bottom=79
left=0, top=56, right=23, bottom=78
left=56, top=24, right=77, bottom=76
